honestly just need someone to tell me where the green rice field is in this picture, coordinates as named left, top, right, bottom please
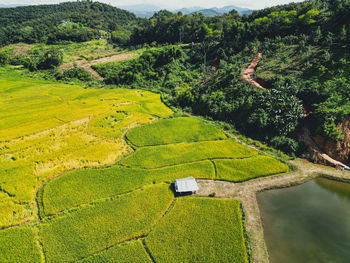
left=0, top=67, right=288, bottom=262
left=214, top=156, right=289, bottom=182
left=77, top=240, right=152, bottom=263
left=145, top=197, right=249, bottom=263
left=120, top=139, right=259, bottom=168
left=126, top=117, right=227, bottom=146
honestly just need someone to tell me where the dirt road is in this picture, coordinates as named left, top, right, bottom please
left=243, top=53, right=265, bottom=90
left=59, top=52, right=137, bottom=80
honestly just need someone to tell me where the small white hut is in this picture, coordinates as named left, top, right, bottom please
left=175, top=177, right=199, bottom=194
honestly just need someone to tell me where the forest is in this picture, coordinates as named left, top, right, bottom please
left=0, top=1, right=136, bottom=45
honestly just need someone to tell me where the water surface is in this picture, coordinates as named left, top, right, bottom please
left=258, top=178, right=350, bottom=263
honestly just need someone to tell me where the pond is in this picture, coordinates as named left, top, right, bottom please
left=258, top=177, right=350, bottom=263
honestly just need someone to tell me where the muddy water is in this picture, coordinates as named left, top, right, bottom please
left=258, top=178, right=350, bottom=263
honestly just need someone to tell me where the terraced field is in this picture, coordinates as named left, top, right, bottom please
left=0, top=68, right=172, bottom=228
left=0, top=69, right=288, bottom=262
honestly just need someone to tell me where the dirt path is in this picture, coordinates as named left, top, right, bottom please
left=243, top=53, right=265, bottom=90
left=59, top=52, right=137, bottom=80
left=194, top=158, right=350, bottom=263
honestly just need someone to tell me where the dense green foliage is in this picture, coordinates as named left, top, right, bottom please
left=93, top=45, right=197, bottom=90
left=60, top=67, right=92, bottom=81
left=126, top=117, right=227, bottom=146
left=0, top=1, right=136, bottom=46
left=256, top=39, right=350, bottom=141
left=145, top=198, right=249, bottom=263
left=120, top=139, right=258, bottom=169
left=0, top=227, right=42, bottom=263
left=214, top=156, right=289, bottom=181
left=40, top=184, right=173, bottom=262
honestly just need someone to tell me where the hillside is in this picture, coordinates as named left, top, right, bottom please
left=119, top=4, right=253, bottom=18
left=190, top=6, right=253, bottom=16
left=118, top=4, right=161, bottom=18
left=2, top=0, right=350, bottom=165
left=0, top=1, right=136, bottom=46
left=112, top=0, right=350, bottom=165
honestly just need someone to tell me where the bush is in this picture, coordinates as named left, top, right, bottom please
left=0, top=51, right=8, bottom=65
left=62, top=67, right=91, bottom=81
left=270, top=136, right=299, bottom=154
left=111, top=29, right=131, bottom=45
left=37, top=48, right=63, bottom=69
left=9, top=55, right=28, bottom=66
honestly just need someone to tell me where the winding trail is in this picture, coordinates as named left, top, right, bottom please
left=243, top=53, right=265, bottom=90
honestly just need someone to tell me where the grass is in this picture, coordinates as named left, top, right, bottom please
left=40, top=184, right=173, bottom=263
left=145, top=197, right=249, bottom=263
left=214, top=156, right=289, bottom=182
left=120, top=139, right=258, bottom=169
left=77, top=240, right=152, bottom=263
left=0, top=227, right=43, bottom=263
left=0, top=68, right=172, bottom=227
left=42, top=161, right=214, bottom=216
left=126, top=117, right=227, bottom=146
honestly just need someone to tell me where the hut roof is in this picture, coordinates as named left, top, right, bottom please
left=175, top=177, right=199, bottom=193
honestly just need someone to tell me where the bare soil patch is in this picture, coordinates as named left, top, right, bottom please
left=242, top=53, right=265, bottom=90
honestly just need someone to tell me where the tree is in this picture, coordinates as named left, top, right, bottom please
left=37, top=48, right=63, bottom=69
left=248, top=88, right=303, bottom=137
left=198, top=23, right=222, bottom=75
left=0, top=50, right=8, bottom=65
left=340, top=25, right=347, bottom=42
left=111, top=29, right=131, bottom=45
left=312, top=26, right=322, bottom=44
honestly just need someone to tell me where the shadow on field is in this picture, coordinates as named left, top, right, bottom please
left=169, top=183, right=194, bottom=197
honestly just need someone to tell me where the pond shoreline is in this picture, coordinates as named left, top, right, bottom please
left=194, top=158, right=350, bottom=263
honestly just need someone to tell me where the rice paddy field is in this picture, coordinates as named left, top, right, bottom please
left=0, top=67, right=289, bottom=262
left=145, top=198, right=249, bottom=263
